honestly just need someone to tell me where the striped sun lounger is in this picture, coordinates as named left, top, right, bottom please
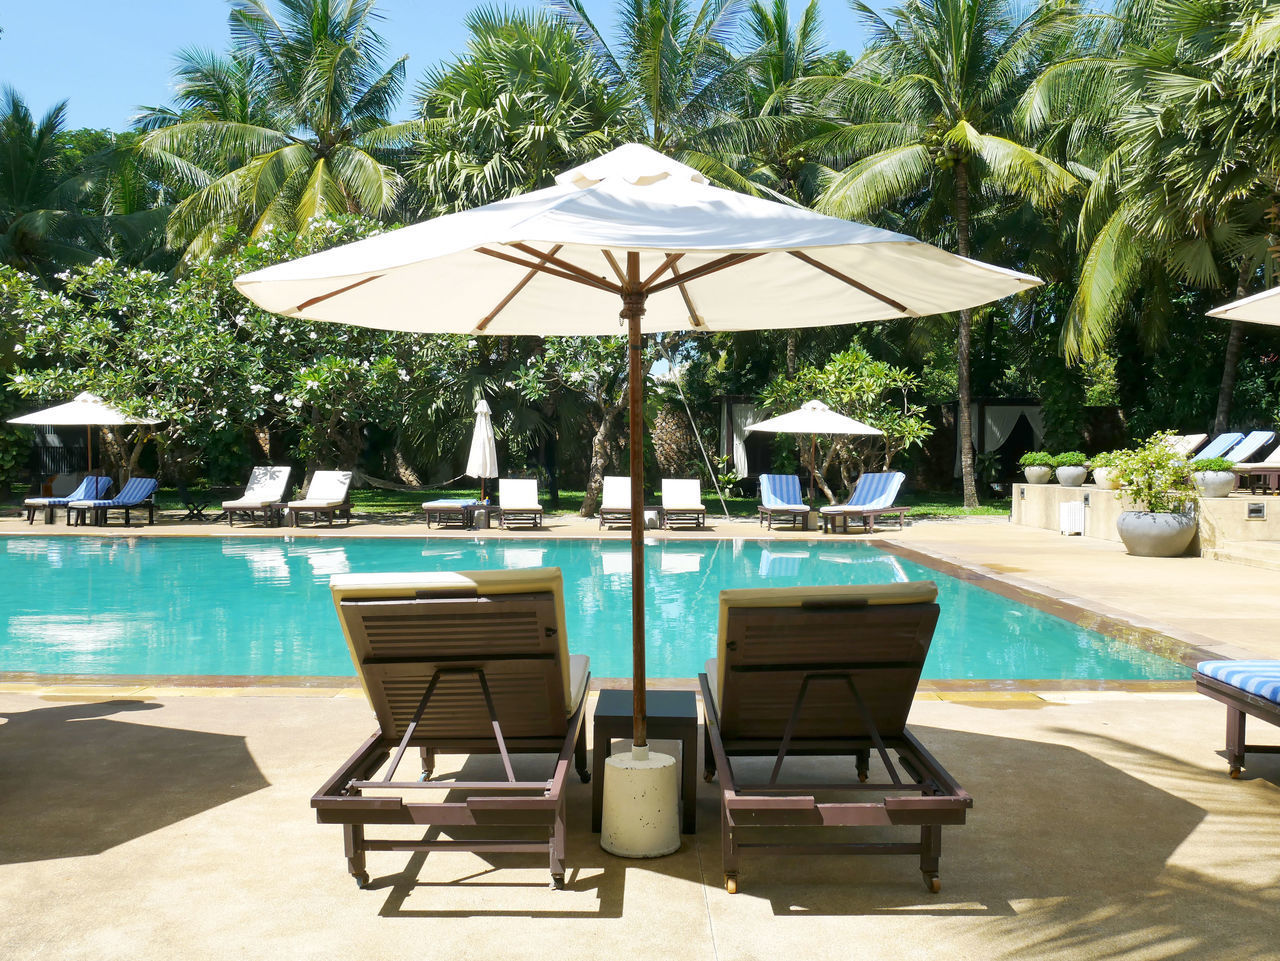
left=69, top=476, right=159, bottom=526
left=1195, top=660, right=1280, bottom=778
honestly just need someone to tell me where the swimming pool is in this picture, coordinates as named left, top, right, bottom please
left=0, top=535, right=1188, bottom=681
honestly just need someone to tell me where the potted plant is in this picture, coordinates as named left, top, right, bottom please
left=1192, top=456, right=1237, bottom=498
left=1053, top=451, right=1088, bottom=487
left=1112, top=432, right=1199, bottom=557
left=1019, top=451, right=1054, bottom=485
left=1090, top=450, right=1123, bottom=490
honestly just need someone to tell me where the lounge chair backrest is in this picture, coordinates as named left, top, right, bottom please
left=715, top=582, right=940, bottom=742
left=602, top=476, right=631, bottom=509
left=63, top=476, right=101, bottom=502
left=661, top=478, right=702, bottom=508
left=243, top=465, right=292, bottom=502
left=848, top=471, right=905, bottom=511
left=1223, top=430, right=1276, bottom=463
left=1169, top=433, right=1208, bottom=456
left=499, top=478, right=539, bottom=509
left=760, top=473, right=804, bottom=509
left=304, top=470, right=352, bottom=502
left=330, top=568, right=573, bottom=741
left=89, top=476, right=114, bottom=500
left=111, top=477, right=158, bottom=505
left=1193, top=433, right=1245, bottom=461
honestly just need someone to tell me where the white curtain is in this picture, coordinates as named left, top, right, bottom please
left=731, top=403, right=762, bottom=477
left=954, top=404, right=1045, bottom=474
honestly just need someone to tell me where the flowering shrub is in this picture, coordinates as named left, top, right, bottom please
left=1112, top=431, right=1198, bottom=513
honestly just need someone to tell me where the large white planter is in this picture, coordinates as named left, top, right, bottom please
left=1116, top=511, right=1196, bottom=557
left=1194, top=470, right=1236, bottom=498
left=1092, top=467, right=1121, bottom=490
left=1023, top=466, right=1052, bottom=485
left=1056, top=465, right=1087, bottom=488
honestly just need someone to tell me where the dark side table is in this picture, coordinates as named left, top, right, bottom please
left=592, top=688, right=698, bottom=835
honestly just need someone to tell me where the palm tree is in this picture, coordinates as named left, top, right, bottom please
left=1028, top=0, right=1280, bottom=431
left=139, top=0, right=418, bottom=258
left=0, top=89, right=100, bottom=281
left=807, top=0, right=1078, bottom=506
left=408, top=8, right=634, bottom=216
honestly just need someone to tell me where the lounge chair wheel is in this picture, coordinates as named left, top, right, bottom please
left=551, top=873, right=566, bottom=890
left=724, top=874, right=737, bottom=894
left=1230, top=766, right=1242, bottom=779
left=578, top=771, right=591, bottom=784
left=924, top=874, right=940, bottom=894
left=353, top=872, right=370, bottom=889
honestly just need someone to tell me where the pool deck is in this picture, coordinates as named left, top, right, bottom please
left=4, top=510, right=1280, bottom=956
left=2, top=688, right=1277, bottom=960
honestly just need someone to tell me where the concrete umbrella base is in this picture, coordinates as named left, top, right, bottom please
left=600, top=745, right=680, bottom=858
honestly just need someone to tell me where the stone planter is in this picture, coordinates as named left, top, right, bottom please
left=1116, top=511, right=1197, bottom=557
left=1194, top=470, right=1236, bottom=498
left=1092, top=467, right=1121, bottom=490
left=1056, top=465, right=1087, bottom=488
left=1023, top=466, right=1052, bottom=485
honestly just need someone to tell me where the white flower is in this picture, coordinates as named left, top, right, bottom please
left=274, top=393, right=284, bottom=402
left=291, top=398, right=303, bottom=408
left=309, top=332, right=318, bottom=340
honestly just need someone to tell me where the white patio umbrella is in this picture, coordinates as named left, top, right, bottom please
left=747, top=400, right=883, bottom=501
left=7, top=392, right=161, bottom=474
left=234, top=143, right=1040, bottom=758
left=1207, top=287, right=1280, bottom=326
left=465, top=398, right=499, bottom=500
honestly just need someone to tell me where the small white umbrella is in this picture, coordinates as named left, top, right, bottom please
left=1207, top=287, right=1280, bottom=326
left=465, top=399, right=499, bottom=500
left=234, top=143, right=1040, bottom=755
left=748, top=400, right=883, bottom=500
left=7, top=392, right=161, bottom=474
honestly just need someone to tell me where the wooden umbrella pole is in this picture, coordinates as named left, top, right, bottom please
left=623, top=269, right=648, bottom=749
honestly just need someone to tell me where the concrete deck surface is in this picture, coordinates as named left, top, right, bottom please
left=2, top=690, right=1278, bottom=961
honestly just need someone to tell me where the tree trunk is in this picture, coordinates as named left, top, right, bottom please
left=580, top=408, right=620, bottom=516
left=954, top=162, right=979, bottom=509
left=1214, top=260, right=1253, bottom=432
left=786, top=332, right=798, bottom=377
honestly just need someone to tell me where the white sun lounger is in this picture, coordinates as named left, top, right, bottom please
left=497, top=478, right=543, bottom=528
left=599, top=475, right=632, bottom=529
left=223, top=466, right=292, bottom=526
left=661, top=479, right=706, bottom=529
left=287, top=470, right=352, bottom=526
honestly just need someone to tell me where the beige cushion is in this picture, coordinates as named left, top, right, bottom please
left=715, top=582, right=938, bottom=710
left=330, top=567, right=580, bottom=712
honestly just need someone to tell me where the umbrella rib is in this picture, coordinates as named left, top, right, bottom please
left=646, top=252, right=768, bottom=294
left=506, top=242, right=623, bottom=293
left=641, top=253, right=684, bottom=289
left=788, top=251, right=914, bottom=315
left=477, top=247, right=619, bottom=294
left=670, top=265, right=705, bottom=328
left=601, top=250, right=627, bottom=286
left=295, top=274, right=384, bottom=312
left=476, top=244, right=564, bottom=332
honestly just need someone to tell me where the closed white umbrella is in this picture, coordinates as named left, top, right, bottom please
left=465, top=399, right=499, bottom=500
left=234, top=143, right=1040, bottom=765
left=1207, top=287, right=1280, bottom=326
left=748, top=400, right=883, bottom=501
left=8, top=392, right=161, bottom=474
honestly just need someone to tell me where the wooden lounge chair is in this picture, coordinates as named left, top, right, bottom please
left=819, top=471, right=907, bottom=534
left=598, top=475, right=632, bottom=529
left=421, top=498, right=478, bottom=528
left=68, top=476, right=159, bottom=526
left=1221, top=429, right=1276, bottom=464
left=287, top=470, right=353, bottom=526
left=496, top=478, right=543, bottom=528
left=1191, top=432, right=1245, bottom=462
left=757, top=474, right=809, bottom=530
left=23, top=475, right=111, bottom=524
left=1165, top=433, right=1208, bottom=457
left=661, top=478, right=707, bottom=529
left=223, top=466, right=292, bottom=526
left=315, top=568, right=591, bottom=889
left=699, top=581, right=972, bottom=894
left=1194, top=660, right=1280, bottom=777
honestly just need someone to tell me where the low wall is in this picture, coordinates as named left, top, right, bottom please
left=1011, top=483, right=1280, bottom=552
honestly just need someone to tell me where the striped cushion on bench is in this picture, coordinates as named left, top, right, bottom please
left=1198, top=660, right=1280, bottom=705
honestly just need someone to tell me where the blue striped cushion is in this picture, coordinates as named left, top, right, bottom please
left=81, top=477, right=155, bottom=508
left=847, top=471, right=905, bottom=511
left=1199, top=660, right=1280, bottom=705
left=760, top=474, right=805, bottom=509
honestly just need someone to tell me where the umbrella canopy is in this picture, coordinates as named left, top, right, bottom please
left=8, top=392, right=161, bottom=474
left=234, top=143, right=1041, bottom=748
left=746, top=400, right=882, bottom=436
left=8, top=392, right=161, bottom=427
left=1207, top=287, right=1280, bottom=327
left=465, top=399, right=499, bottom=499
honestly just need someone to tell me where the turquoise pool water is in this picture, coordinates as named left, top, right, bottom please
left=0, top=536, right=1188, bottom=680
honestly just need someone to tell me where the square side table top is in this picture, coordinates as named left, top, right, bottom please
left=594, top=688, right=696, bottom=721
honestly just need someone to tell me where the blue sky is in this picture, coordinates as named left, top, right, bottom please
left=0, top=0, right=874, bottom=131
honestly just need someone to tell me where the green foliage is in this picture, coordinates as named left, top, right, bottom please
left=1112, top=430, right=1198, bottom=513
left=1051, top=450, right=1087, bottom=467
left=1018, top=451, right=1055, bottom=467
left=1088, top=449, right=1123, bottom=469
left=1193, top=456, right=1236, bottom=473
